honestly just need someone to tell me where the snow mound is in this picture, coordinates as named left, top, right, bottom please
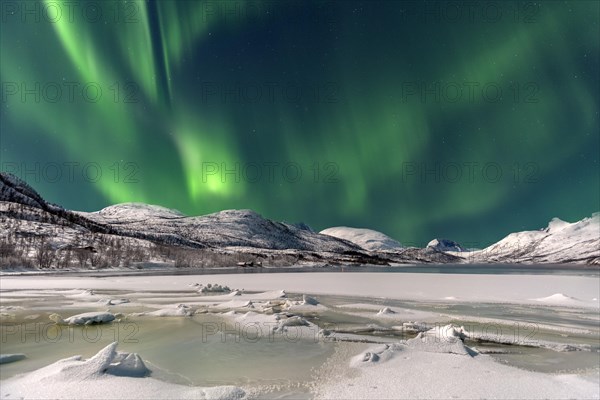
left=424, top=325, right=468, bottom=341
left=132, top=304, right=193, bottom=317
left=274, top=315, right=310, bottom=332
left=50, top=311, right=116, bottom=325
left=103, top=346, right=149, bottom=377
left=351, top=327, right=472, bottom=368
left=0, top=342, right=246, bottom=399
left=351, top=344, right=399, bottom=367
left=226, top=311, right=316, bottom=337
left=4, top=342, right=148, bottom=381
left=405, top=325, right=471, bottom=355
left=319, top=340, right=599, bottom=399
left=351, top=325, right=473, bottom=360
left=533, top=293, right=586, bottom=306
left=320, top=227, right=403, bottom=251
left=396, top=322, right=429, bottom=333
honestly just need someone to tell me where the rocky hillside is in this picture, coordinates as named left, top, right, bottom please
left=0, top=172, right=461, bottom=270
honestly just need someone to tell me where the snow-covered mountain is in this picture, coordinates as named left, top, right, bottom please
left=454, top=214, right=600, bottom=264
left=320, top=227, right=404, bottom=251
left=1, top=172, right=461, bottom=269
left=79, top=204, right=457, bottom=263
left=82, top=204, right=362, bottom=253
left=1, top=172, right=597, bottom=269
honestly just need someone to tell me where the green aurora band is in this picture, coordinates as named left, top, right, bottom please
left=1, top=0, right=598, bottom=246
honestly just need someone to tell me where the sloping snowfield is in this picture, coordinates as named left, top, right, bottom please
left=1, top=272, right=598, bottom=399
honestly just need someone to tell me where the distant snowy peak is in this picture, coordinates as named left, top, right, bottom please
left=545, top=217, right=570, bottom=233
left=467, top=213, right=600, bottom=264
left=320, top=227, right=403, bottom=251
left=93, top=203, right=185, bottom=221
left=502, top=213, right=600, bottom=248
left=427, top=238, right=465, bottom=252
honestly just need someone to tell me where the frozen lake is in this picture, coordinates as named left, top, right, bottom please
left=1, top=270, right=599, bottom=399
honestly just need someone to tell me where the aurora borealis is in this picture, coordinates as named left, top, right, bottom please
left=1, top=0, right=598, bottom=247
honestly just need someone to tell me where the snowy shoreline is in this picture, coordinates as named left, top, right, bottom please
left=1, top=262, right=598, bottom=278
left=1, top=272, right=599, bottom=308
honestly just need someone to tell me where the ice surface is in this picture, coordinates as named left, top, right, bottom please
left=0, top=342, right=246, bottom=400
left=2, top=274, right=598, bottom=400
left=2, top=273, right=598, bottom=308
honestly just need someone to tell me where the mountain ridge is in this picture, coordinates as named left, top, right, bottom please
left=1, top=172, right=460, bottom=269
left=0, top=172, right=598, bottom=269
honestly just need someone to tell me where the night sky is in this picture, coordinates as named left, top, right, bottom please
left=1, top=0, right=599, bottom=247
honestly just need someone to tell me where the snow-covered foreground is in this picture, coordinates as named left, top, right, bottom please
left=1, top=272, right=599, bottom=399
left=316, top=338, right=599, bottom=399
left=1, top=342, right=244, bottom=400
